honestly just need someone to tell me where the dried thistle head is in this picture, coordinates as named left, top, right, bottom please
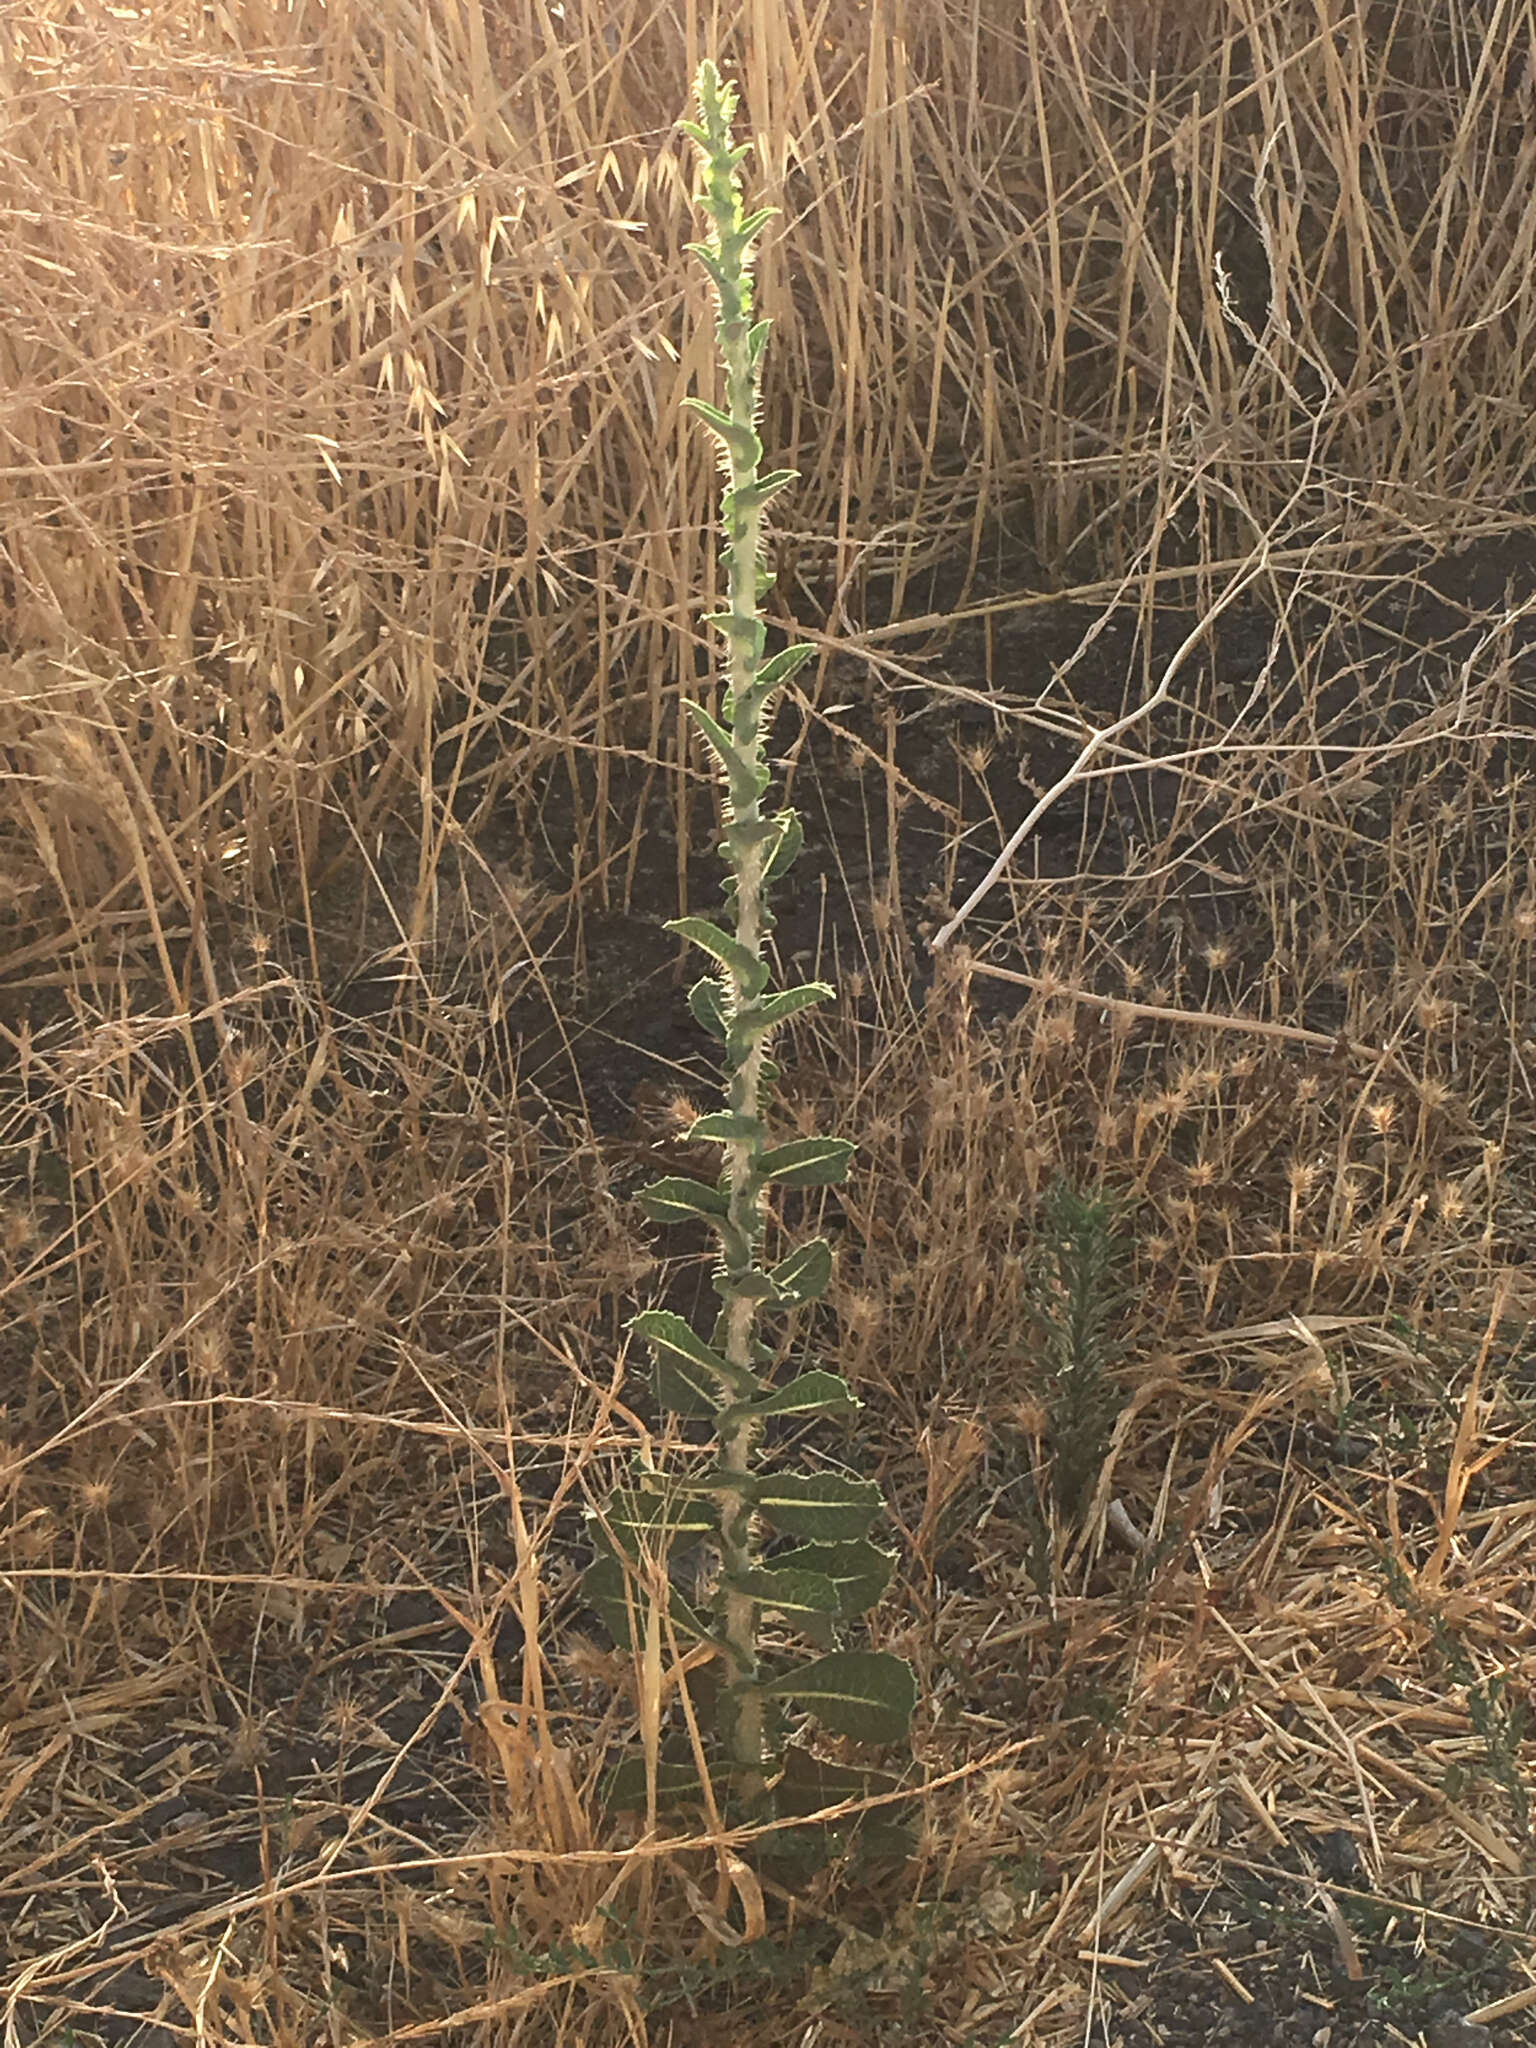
left=1031, top=1009, right=1078, bottom=1061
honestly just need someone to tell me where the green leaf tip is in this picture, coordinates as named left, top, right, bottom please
left=759, top=1136, right=855, bottom=1187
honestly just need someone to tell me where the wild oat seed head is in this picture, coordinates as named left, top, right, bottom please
left=228, top=1046, right=263, bottom=1089
left=0, top=1204, right=36, bottom=1253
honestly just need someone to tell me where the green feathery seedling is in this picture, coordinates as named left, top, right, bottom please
left=1025, top=1179, right=1129, bottom=1522
left=583, top=60, right=914, bottom=1816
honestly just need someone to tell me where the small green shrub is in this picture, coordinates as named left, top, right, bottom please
left=1025, top=1178, right=1130, bottom=1522
left=1374, top=1543, right=1530, bottom=1836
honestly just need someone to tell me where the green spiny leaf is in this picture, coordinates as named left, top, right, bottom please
left=753, top=983, right=835, bottom=1029
left=665, top=917, right=769, bottom=997
left=764, top=809, right=804, bottom=883
left=762, top=1650, right=916, bottom=1744
left=753, top=1470, right=884, bottom=1541
left=688, top=976, right=729, bottom=1042
left=581, top=1553, right=712, bottom=1653
left=759, top=1137, right=855, bottom=1187
left=720, top=1369, right=857, bottom=1429
left=723, top=470, right=798, bottom=517
left=685, top=699, right=736, bottom=772
left=757, top=643, right=818, bottom=692
left=588, top=1489, right=717, bottom=1563
left=722, top=1562, right=841, bottom=1615
left=635, top=1175, right=730, bottom=1225
left=776, top=1744, right=904, bottom=1815
left=686, top=1111, right=764, bottom=1144
left=766, top=1538, right=895, bottom=1616
left=768, top=1238, right=833, bottom=1306
left=702, top=609, right=767, bottom=653
left=653, top=1352, right=725, bottom=1418
left=683, top=401, right=763, bottom=467
left=721, top=815, right=781, bottom=855
left=713, top=1266, right=777, bottom=1303
left=630, top=1309, right=757, bottom=1399
left=680, top=393, right=736, bottom=437
left=729, top=204, right=778, bottom=245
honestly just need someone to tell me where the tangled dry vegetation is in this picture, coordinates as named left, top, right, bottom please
left=3, top=2, right=1536, bottom=2044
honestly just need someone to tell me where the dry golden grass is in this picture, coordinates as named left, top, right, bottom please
left=4, top=1, right=1536, bottom=2043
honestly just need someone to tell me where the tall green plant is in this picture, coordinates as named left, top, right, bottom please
left=583, top=60, right=914, bottom=1813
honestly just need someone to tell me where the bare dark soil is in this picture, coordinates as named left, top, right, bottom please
left=488, top=525, right=1536, bottom=1126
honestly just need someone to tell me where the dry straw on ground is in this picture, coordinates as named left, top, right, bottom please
left=3, top=2, right=1536, bottom=2044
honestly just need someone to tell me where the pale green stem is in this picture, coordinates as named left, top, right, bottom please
left=715, top=315, right=772, bottom=1786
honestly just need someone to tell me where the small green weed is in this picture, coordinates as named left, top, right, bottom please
left=1373, top=1543, right=1530, bottom=1836
left=1001, top=1178, right=1132, bottom=1595
left=1024, top=1178, right=1130, bottom=1520
left=492, top=1909, right=842, bottom=2019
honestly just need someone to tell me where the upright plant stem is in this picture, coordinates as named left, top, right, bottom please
left=585, top=60, right=914, bottom=1823
left=698, top=85, right=775, bottom=1783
